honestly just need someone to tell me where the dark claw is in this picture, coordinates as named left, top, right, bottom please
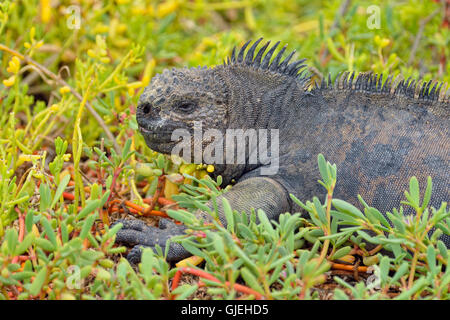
left=158, top=218, right=179, bottom=230
left=127, top=245, right=146, bottom=264
left=112, top=218, right=147, bottom=231
left=114, top=218, right=189, bottom=263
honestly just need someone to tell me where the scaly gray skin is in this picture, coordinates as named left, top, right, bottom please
left=115, top=39, right=450, bottom=263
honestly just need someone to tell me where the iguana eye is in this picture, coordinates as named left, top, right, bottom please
left=177, top=103, right=195, bottom=112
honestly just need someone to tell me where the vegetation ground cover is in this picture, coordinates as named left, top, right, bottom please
left=0, top=0, right=449, bottom=300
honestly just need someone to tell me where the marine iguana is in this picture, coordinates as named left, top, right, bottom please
left=115, top=38, right=450, bottom=262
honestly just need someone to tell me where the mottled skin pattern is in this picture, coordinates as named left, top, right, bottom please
left=115, top=39, right=450, bottom=263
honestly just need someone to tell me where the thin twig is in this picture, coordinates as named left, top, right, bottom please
left=22, top=52, right=59, bottom=85
left=11, top=207, right=25, bottom=264
left=320, top=0, right=352, bottom=63
left=171, top=267, right=264, bottom=300
left=408, top=9, right=440, bottom=65
left=0, top=44, right=121, bottom=153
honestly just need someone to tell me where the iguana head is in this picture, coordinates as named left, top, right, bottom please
left=136, top=39, right=310, bottom=167
left=136, top=65, right=229, bottom=155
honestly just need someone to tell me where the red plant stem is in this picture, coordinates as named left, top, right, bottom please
left=171, top=270, right=182, bottom=291
left=107, top=199, right=170, bottom=218
left=144, top=197, right=170, bottom=206
left=157, top=197, right=176, bottom=206
left=171, top=267, right=263, bottom=300
left=17, top=255, right=34, bottom=261
left=107, top=199, right=122, bottom=215
left=147, top=175, right=165, bottom=212
left=136, top=181, right=148, bottom=188
left=123, top=200, right=169, bottom=218
left=331, top=263, right=368, bottom=273
left=16, top=208, right=25, bottom=242
left=143, top=197, right=179, bottom=210
left=12, top=207, right=25, bottom=264
left=107, top=167, right=123, bottom=203
left=63, top=192, right=75, bottom=201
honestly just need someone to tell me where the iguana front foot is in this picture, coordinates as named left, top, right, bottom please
left=113, top=218, right=190, bottom=262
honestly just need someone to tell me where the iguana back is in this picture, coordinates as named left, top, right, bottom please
left=278, top=76, right=449, bottom=219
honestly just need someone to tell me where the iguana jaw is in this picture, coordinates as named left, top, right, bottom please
left=138, top=119, right=185, bottom=155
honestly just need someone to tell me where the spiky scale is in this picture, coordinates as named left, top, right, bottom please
left=365, top=74, right=370, bottom=91
left=261, top=41, right=280, bottom=69
left=410, top=80, right=417, bottom=98
left=237, top=40, right=252, bottom=63
left=230, top=47, right=237, bottom=63
left=253, top=41, right=271, bottom=68
left=297, top=70, right=308, bottom=80
left=377, top=74, right=383, bottom=92
left=270, top=45, right=287, bottom=71
left=292, top=64, right=307, bottom=77
left=382, top=75, right=392, bottom=93
left=354, top=74, right=361, bottom=91
left=334, top=72, right=342, bottom=89
left=436, top=82, right=443, bottom=99
left=395, top=80, right=404, bottom=95
left=340, top=72, right=348, bottom=89
left=348, top=71, right=355, bottom=89
left=370, top=74, right=377, bottom=91
left=425, top=80, right=433, bottom=100
left=245, top=38, right=263, bottom=65
left=320, top=76, right=327, bottom=89
left=429, top=82, right=438, bottom=100
left=278, top=50, right=296, bottom=72
left=286, top=59, right=306, bottom=76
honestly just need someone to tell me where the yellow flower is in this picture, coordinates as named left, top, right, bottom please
left=32, top=225, right=41, bottom=237
left=126, top=81, right=142, bottom=95
left=35, top=40, right=44, bottom=49
left=33, top=172, right=44, bottom=179
left=206, top=164, right=215, bottom=173
left=164, top=179, right=179, bottom=200
left=157, top=0, right=179, bottom=18
left=113, top=38, right=131, bottom=48
left=146, top=6, right=155, bottom=16
left=93, top=23, right=110, bottom=34
left=116, top=23, right=127, bottom=34
left=202, top=37, right=216, bottom=47
left=3, top=75, right=16, bottom=87
left=40, top=0, right=51, bottom=23
left=17, top=154, right=42, bottom=167
left=374, top=35, right=390, bottom=49
left=59, top=86, right=71, bottom=94
left=6, top=56, right=21, bottom=74
left=50, top=104, right=59, bottom=112
left=197, top=170, right=208, bottom=179
left=180, top=163, right=196, bottom=175
left=18, top=154, right=33, bottom=162
left=30, top=27, right=36, bottom=41
left=87, top=49, right=96, bottom=58
left=62, top=154, right=72, bottom=161
left=141, top=58, right=156, bottom=87
left=131, top=7, right=147, bottom=16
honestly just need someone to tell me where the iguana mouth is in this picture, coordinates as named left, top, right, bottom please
left=139, top=126, right=179, bottom=143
